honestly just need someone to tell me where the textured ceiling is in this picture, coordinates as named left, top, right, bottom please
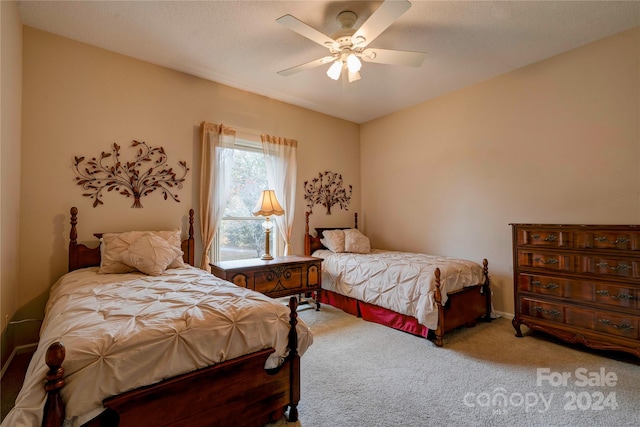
left=17, top=1, right=640, bottom=124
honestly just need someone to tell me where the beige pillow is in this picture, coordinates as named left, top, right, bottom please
left=150, top=230, right=186, bottom=268
left=344, top=229, right=371, bottom=254
left=99, top=231, right=141, bottom=274
left=99, top=229, right=184, bottom=274
left=321, top=229, right=346, bottom=253
left=117, top=234, right=182, bottom=276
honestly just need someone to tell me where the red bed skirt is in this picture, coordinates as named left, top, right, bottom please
left=318, top=289, right=429, bottom=338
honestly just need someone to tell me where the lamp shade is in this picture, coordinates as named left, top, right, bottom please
left=252, top=190, right=284, bottom=217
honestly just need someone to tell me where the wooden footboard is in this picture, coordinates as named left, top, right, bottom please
left=433, top=258, right=491, bottom=347
left=42, top=298, right=301, bottom=427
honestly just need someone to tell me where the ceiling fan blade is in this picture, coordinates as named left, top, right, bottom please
left=276, top=14, right=338, bottom=49
left=277, top=56, right=336, bottom=76
left=360, top=48, right=426, bottom=67
left=352, top=0, right=412, bottom=48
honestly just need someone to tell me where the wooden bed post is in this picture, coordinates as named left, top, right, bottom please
left=433, top=268, right=445, bottom=347
left=482, top=258, right=492, bottom=322
left=68, top=207, right=78, bottom=272
left=304, top=212, right=311, bottom=257
left=287, top=296, right=300, bottom=421
left=43, top=342, right=65, bottom=427
left=185, top=208, right=195, bottom=266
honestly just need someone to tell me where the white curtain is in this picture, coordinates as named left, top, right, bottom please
left=260, top=134, right=297, bottom=255
left=200, top=122, right=236, bottom=270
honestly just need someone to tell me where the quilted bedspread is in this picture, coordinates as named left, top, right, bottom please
left=314, top=249, right=485, bottom=330
left=3, top=266, right=313, bottom=427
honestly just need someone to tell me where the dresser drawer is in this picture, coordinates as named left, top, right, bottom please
left=594, top=312, right=639, bottom=340
left=517, top=250, right=573, bottom=272
left=521, top=297, right=640, bottom=340
left=567, top=308, right=640, bottom=340
left=518, top=274, right=594, bottom=301
left=593, top=284, right=638, bottom=309
left=518, top=273, right=638, bottom=309
left=576, top=230, right=640, bottom=252
left=519, top=298, right=565, bottom=323
left=517, top=229, right=572, bottom=248
left=577, top=255, right=640, bottom=280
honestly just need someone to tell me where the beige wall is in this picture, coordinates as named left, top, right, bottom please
left=361, top=27, right=640, bottom=317
left=15, top=27, right=359, bottom=346
left=1, top=1, right=23, bottom=364
left=8, top=22, right=639, bottom=354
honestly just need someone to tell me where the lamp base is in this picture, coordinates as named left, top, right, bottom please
left=261, top=254, right=274, bottom=261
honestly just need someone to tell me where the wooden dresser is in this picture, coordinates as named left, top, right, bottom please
left=210, top=256, right=322, bottom=309
left=511, top=224, right=640, bottom=357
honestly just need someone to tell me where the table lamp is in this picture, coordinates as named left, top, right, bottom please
left=252, top=190, right=284, bottom=260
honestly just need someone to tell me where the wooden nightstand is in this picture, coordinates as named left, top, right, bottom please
left=210, top=255, right=322, bottom=310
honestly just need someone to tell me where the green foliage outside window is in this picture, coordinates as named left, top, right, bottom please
left=219, top=147, right=271, bottom=261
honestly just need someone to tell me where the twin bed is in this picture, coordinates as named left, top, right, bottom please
left=4, top=208, right=311, bottom=427
left=304, top=212, right=492, bottom=346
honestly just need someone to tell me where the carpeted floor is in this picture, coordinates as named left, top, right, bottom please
left=3, top=305, right=639, bottom=426
left=1, top=349, right=34, bottom=421
left=286, top=305, right=639, bottom=427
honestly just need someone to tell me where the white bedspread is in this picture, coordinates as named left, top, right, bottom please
left=314, top=249, right=485, bottom=330
left=2, top=266, right=313, bottom=427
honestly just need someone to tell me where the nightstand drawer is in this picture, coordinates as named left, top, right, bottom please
left=253, top=262, right=320, bottom=297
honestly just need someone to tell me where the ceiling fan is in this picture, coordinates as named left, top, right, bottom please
left=276, top=0, right=426, bottom=83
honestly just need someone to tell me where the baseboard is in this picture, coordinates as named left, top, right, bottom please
left=493, top=310, right=514, bottom=320
left=0, top=343, right=38, bottom=380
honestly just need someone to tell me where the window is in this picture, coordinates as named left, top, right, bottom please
left=213, top=138, right=277, bottom=261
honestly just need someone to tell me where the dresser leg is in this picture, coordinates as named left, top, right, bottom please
left=512, top=317, right=523, bottom=337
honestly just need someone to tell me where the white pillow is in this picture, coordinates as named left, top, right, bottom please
left=344, top=229, right=371, bottom=254
left=321, top=229, right=346, bottom=253
left=99, top=229, right=184, bottom=274
left=117, top=234, right=183, bottom=276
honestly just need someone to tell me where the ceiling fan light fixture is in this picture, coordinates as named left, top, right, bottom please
left=348, top=70, right=361, bottom=83
left=327, top=60, right=343, bottom=80
left=346, top=53, right=362, bottom=73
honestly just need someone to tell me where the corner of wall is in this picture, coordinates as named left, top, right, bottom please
left=1, top=0, right=24, bottom=366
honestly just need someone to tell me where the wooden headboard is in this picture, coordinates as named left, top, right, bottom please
left=68, top=207, right=196, bottom=271
left=304, top=211, right=358, bottom=256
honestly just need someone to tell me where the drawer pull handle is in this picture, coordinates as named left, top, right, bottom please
left=533, top=306, right=560, bottom=316
left=598, top=319, right=634, bottom=330
left=595, top=262, right=631, bottom=272
left=532, top=234, right=558, bottom=242
left=532, top=257, right=559, bottom=265
left=596, top=290, right=635, bottom=300
left=531, top=280, right=559, bottom=290
left=594, top=236, right=630, bottom=245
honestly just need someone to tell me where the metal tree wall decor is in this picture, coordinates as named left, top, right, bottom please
left=303, top=171, right=352, bottom=215
left=74, top=140, right=189, bottom=208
